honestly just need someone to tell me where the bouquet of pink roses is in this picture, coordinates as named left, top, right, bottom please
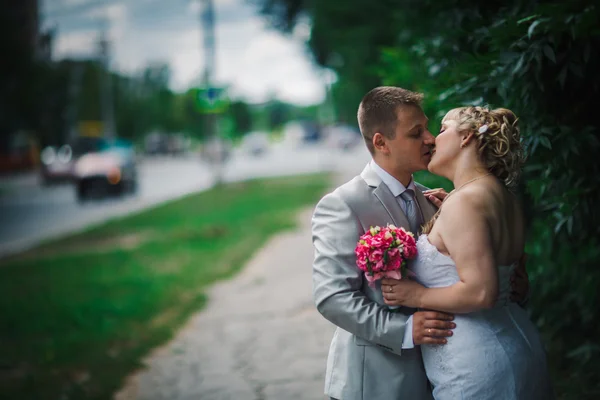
left=355, top=224, right=418, bottom=286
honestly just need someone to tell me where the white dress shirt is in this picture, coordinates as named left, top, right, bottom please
left=370, top=160, right=418, bottom=349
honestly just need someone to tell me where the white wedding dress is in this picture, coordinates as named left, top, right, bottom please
left=410, top=234, right=553, bottom=400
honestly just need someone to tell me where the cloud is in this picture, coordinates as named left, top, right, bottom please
left=224, top=26, right=325, bottom=104
left=46, top=0, right=325, bottom=105
left=84, top=3, right=128, bottom=43
left=53, top=30, right=98, bottom=58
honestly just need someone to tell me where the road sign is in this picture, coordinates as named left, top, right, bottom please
left=195, top=86, right=229, bottom=114
left=78, top=121, right=103, bottom=137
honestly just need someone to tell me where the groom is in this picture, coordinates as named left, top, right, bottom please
left=312, top=87, right=452, bottom=400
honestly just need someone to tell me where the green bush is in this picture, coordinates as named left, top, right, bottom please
left=257, top=0, right=600, bottom=397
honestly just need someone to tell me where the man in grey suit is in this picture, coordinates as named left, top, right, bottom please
left=312, top=87, right=456, bottom=400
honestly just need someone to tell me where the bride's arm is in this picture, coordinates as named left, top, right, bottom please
left=385, top=190, right=498, bottom=314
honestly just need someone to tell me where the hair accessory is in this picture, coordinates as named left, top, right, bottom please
left=478, top=124, right=489, bottom=134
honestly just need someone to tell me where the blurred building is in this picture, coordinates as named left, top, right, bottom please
left=0, top=0, right=54, bottom=173
left=2, top=0, right=52, bottom=61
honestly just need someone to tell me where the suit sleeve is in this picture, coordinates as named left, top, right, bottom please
left=312, top=191, right=410, bottom=355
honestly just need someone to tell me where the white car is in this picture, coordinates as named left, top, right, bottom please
left=72, top=140, right=138, bottom=201
left=325, top=124, right=361, bottom=150
left=241, top=131, right=270, bottom=156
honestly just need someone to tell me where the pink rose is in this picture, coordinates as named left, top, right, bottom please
left=370, top=234, right=386, bottom=249
left=404, top=243, right=417, bottom=259
left=381, top=230, right=394, bottom=247
left=369, top=249, right=384, bottom=264
left=360, top=234, right=373, bottom=247
left=373, top=259, right=385, bottom=272
left=387, top=247, right=399, bottom=259
left=389, top=257, right=402, bottom=271
left=356, top=257, right=368, bottom=271
left=355, top=244, right=369, bottom=259
left=395, top=229, right=410, bottom=243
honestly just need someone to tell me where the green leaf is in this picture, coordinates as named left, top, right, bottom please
left=567, top=343, right=600, bottom=361
left=584, top=42, right=591, bottom=63
left=512, top=54, right=526, bottom=75
left=540, top=136, right=552, bottom=149
left=567, top=216, right=574, bottom=235
left=558, top=67, right=568, bottom=88
left=517, top=15, right=539, bottom=24
left=543, top=45, right=556, bottom=63
left=569, top=63, right=584, bottom=78
left=528, top=20, right=541, bottom=39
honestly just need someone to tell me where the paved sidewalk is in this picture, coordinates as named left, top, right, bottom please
left=115, top=207, right=336, bottom=400
left=112, top=149, right=370, bottom=400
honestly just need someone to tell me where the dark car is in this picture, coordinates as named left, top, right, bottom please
left=72, top=138, right=138, bottom=201
left=40, top=137, right=108, bottom=185
left=299, top=120, right=322, bottom=143
left=144, top=132, right=169, bottom=155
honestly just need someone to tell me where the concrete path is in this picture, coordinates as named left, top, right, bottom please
left=114, top=208, right=335, bottom=400
left=112, top=150, right=369, bottom=400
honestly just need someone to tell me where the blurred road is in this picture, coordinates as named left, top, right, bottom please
left=0, top=143, right=370, bottom=258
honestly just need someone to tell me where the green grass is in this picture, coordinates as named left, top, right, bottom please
left=0, top=174, right=331, bottom=400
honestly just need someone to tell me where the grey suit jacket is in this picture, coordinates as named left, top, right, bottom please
left=312, top=163, right=437, bottom=400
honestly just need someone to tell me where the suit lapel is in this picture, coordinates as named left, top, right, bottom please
left=374, top=185, right=410, bottom=228
left=414, top=186, right=437, bottom=223
left=361, top=164, right=410, bottom=229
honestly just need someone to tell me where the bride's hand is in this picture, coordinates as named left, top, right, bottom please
left=381, top=278, right=425, bottom=308
left=423, top=188, right=448, bottom=208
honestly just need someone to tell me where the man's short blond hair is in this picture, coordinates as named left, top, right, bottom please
left=357, top=86, right=424, bottom=154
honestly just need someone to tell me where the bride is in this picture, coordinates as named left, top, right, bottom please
left=380, top=106, right=553, bottom=399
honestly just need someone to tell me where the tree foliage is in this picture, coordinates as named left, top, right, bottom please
left=255, top=0, right=600, bottom=397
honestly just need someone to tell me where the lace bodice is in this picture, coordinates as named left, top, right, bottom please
left=411, top=234, right=514, bottom=307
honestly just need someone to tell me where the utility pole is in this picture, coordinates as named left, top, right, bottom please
left=98, top=22, right=116, bottom=139
left=199, top=0, right=223, bottom=184
left=65, top=62, right=84, bottom=142
left=201, top=0, right=216, bottom=87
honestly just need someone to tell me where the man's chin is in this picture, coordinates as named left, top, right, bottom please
left=420, top=158, right=432, bottom=171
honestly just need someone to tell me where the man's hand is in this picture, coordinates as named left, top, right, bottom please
left=510, top=253, right=530, bottom=305
left=423, top=188, right=449, bottom=208
left=412, top=310, right=455, bottom=345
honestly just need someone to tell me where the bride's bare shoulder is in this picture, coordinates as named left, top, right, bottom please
left=441, top=184, right=491, bottom=214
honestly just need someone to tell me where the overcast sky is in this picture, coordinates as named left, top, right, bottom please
left=41, top=0, right=326, bottom=105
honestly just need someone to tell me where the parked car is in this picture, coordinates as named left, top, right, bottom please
left=73, top=138, right=138, bottom=201
left=241, top=131, right=270, bottom=156
left=166, top=133, right=189, bottom=156
left=299, top=120, right=322, bottom=143
left=324, top=124, right=362, bottom=151
left=0, top=130, right=39, bottom=174
left=144, top=132, right=169, bottom=155
left=40, top=136, right=108, bottom=185
left=145, top=132, right=190, bottom=156
left=281, top=120, right=322, bottom=147
left=201, top=137, right=231, bottom=164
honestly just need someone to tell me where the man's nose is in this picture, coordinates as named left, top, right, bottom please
left=424, top=130, right=436, bottom=145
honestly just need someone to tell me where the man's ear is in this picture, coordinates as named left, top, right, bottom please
left=373, top=132, right=388, bottom=153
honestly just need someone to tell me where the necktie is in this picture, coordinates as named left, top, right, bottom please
left=399, top=189, right=423, bottom=234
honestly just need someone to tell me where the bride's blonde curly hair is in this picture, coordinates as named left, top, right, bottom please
left=451, top=106, right=526, bottom=189
left=421, top=106, right=526, bottom=234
